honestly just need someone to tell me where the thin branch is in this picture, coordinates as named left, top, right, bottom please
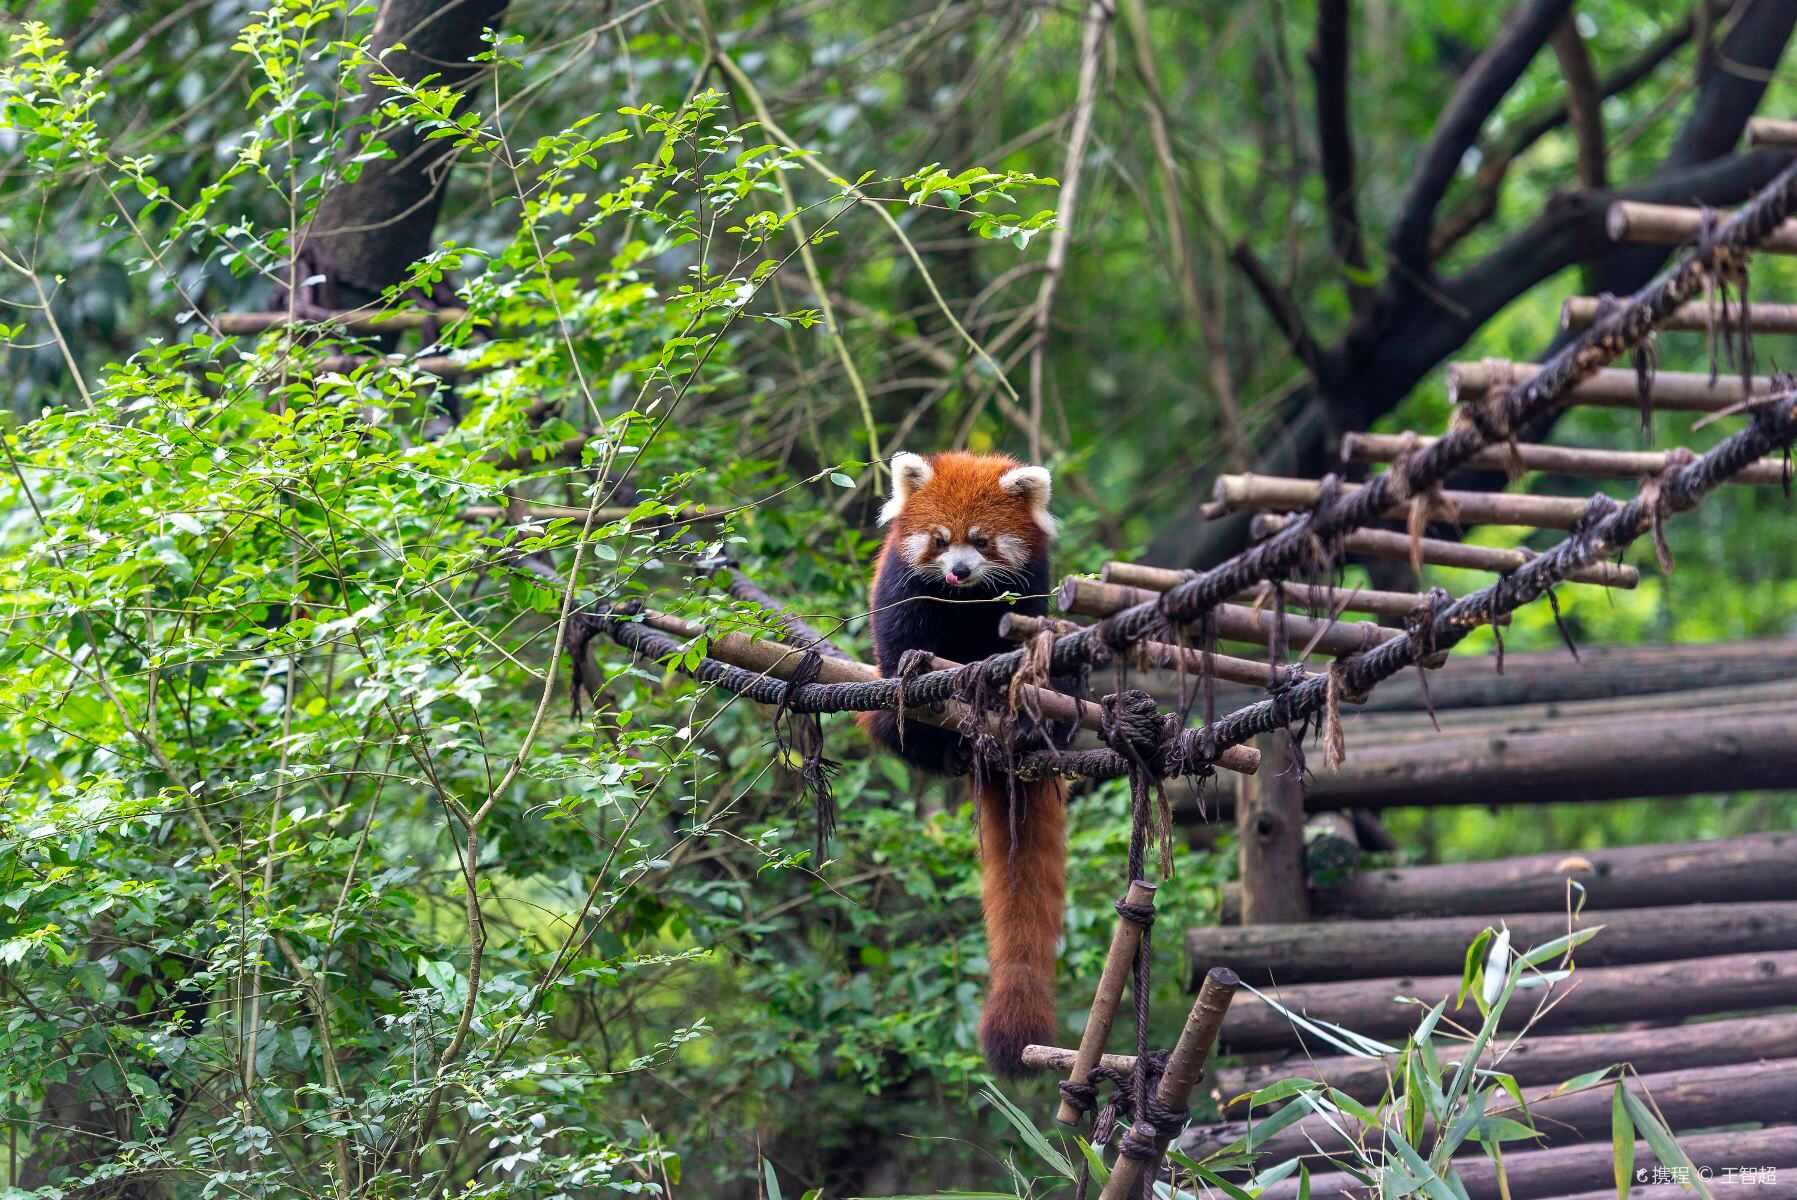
left=1550, top=15, right=1608, bottom=191
left=1229, top=240, right=1323, bottom=377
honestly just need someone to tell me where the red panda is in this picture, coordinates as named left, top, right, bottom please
left=856, top=450, right=1066, bottom=1076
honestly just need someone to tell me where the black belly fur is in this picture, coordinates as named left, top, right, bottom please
left=865, top=544, right=1058, bottom=776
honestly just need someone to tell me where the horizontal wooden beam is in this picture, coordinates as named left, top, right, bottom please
left=1251, top=512, right=1638, bottom=588
left=1449, top=359, right=1772, bottom=412
left=1190, top=901, right=1797, bottom=984
left=1190, top=1057, right=1797, bottom=1174
left=1562, top=294, right=1797, bottom=334
left=1208, top=472, right=1596, bottom=530
left=313, top=353, right=478, bottom=377
left=1608, top=199, right=1797, bottom=253
left=1341, top=430, right=1796, bottom=487
left=1056, top=576, right=1404, bottom=661
left=1244, top=1124, right=1797, bottom=1200
left=997, top=612, right=1313, bottom=690
left=216, top=308, right=469, bottom=334
left=1210, top=1010, right=1797, bottom=1113
left=1102, top=561, right=1444, bottom=620
left=1213, top=949, right=1797, bottom=1051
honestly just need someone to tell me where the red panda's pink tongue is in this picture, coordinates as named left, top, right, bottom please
left=944, top=569, right=962, bottom=585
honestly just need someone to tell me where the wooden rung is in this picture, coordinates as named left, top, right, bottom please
left=1189, top=900, right=1797, bottom=985
left=1056, top=577, right=1404, bottom=661
left=1561, top=295, right=1797, bottom=334
left=1251, top=512, right=1639, bottom=588
left=216, top=308, right=470, bottom=335
left=1607, top=199, right=1797, bottom=253
left=1340, top=431, right=1796, bottom=487
left=1215, top=949, right=1797, bottom=1051
left=1102, top=562, right=1438, bottom=620
left=998, top=612, right=1314, bottom=689
left=1449, top=360, right=1774, bottom=412
left=1748, top=115, right=1797, bottom=148
left=1210, top=1011, right=1797, bottom=1113
left=1055, top=880, right=1157, bottom=1125
left=1209, top=473, right=1595, bottom=530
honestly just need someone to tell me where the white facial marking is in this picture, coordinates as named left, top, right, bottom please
left=879, top=451, right=935, bottom=525
left=938, top=542, right=990, bottom=586
left=901, top=531, right=931, bottom=565
left=995, top=533, right=1029, bottom=567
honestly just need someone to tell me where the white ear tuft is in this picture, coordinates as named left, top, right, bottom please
left=879, top=452, right=935, bottom=525
left=1000, top=464, right=1057, bottom=537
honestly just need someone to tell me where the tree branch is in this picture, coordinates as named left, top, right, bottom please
left=1550, top=15, right=1606, bottom=190
left=1307, top=0, right=1371, bottom=310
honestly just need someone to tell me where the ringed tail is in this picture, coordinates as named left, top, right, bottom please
left=973, top=772, right=1067, bottom=1076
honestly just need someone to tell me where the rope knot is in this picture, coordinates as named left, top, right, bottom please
left=1101, top=689, right=1167, bottom=766
left=1642, top=447, right=1698, bottom=572
left=891, top=647, right=935, bottom=749
left=771, top=650, right=839, bottom=856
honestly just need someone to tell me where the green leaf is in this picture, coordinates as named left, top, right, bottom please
left=979, top=1083, right=1074, bottom=1178
left=1613, top=1082, right=1635, bottom=1200
left=1620, top=1089, right=1705, bottom=1197
left=829, top=472, right=855, bottom=487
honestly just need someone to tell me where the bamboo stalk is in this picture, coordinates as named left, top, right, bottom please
left=216, top=308, right=470, bottom=334
left=1098, top=967, right=1239, bottom=1200
left=1341, top=430, right=1797, bottom=487
left=1056, top=880, right=1158, bottom=1125
left=1748, top=116, right=1797, bottom=148
left=1607, top=199, right=1797, bottom=253
left=1105, top=561, right=1447, bottom=620
left=999, top=612, right=1314, bottom=689
left=1449, top=359, right=1772, bottom=411
left=1250, top=513, right=1639, bottom=588
left=1059, top=577, right=1401, bottom=660
left=1209, top=473, right=1597, bottom=531
left=1561, top=295, right=1797, bottom=333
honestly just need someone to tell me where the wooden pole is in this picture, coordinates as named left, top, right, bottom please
left=312, top=353, right=478, bottom=377
left=1056, top=880, right=1158, bottom=1125
left=1191, top=900, right=1797, bottom=984
left=1211, top=1009, right=1797, bottom=1113
left=1217, top=949, right=1797, bottom=1051
left=1102, top=562, right=1439, bottom=620
left=216, top=308, right=470, bottom=334
left=1057, top=577, right=1402, bottom=660
left=999, top=612, right=1313, bottom=690
left=1607, top=200, right=1797, bottom=253
left=1561, top=294, right=1797, bottom=334
left=1449, top=359, right=1773, bottom=412
left=1341, top=430, right=1796, bottom=487
left=1023, top=1044, right=1137, bottom=1076
left=1748, top=115, right=1797, bottom=148
left=1235, top=729, right=1310, bottom=924
left=1209, top=473, right=1598, bottom=530
left=1250, top=512, right=1638, bottom=588
left=1098, top=967, right=1239, bottom=1200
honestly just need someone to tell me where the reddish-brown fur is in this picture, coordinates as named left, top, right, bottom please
left=857, top=451, right=1065, bottom=1075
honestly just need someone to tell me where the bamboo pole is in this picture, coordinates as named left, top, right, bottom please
left=1448, top=359, right=1773, bottom=411
left=1102, top=562, right=1439, bottom=620
left=1208, top=473, right=1598, bottom=531
left=1341, top=430, right=1796, bottom=487
left=999, top=612, right=1314, bottom=689
left=1607, top=200, right=1797, bottom=253
left=1561, top=295, right=1797, bottom=333
left=1748, top=116, right=1797, bottom=148
left=1023, top=1044, right=1137, bottom=1076
left=217, top=308, right=470, bottom=334
left=1250, top=513, right=1639, bottom=588
left=1098, top=967, right=1239, bottom=1200
left=1056, top=880, right=1158, bottom=1125
left=1058, top=577, right=1402, bottom=660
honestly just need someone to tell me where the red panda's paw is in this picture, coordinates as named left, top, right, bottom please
left=979, top=982, right=1057, bottom=1078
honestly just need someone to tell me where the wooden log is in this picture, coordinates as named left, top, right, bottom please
left=1341, top=677, right=1797, bottom=737
left=1236, top=729, right=1310, bottom=924
left=1301, top=811, right=1361, bottom=894
left=1449, top=359, right=1772, bottom=412
left=1250, top=513, right=1638, bottom=588
left=1535, top=1183, right=1797, bottom=1200
left=1276, top=707, right=1797, bottom=810
left=998, top=612, right=1313, bottom=689
left=1562, top=294, right=1797, bottom=335
left=216, top=308, right=469, bottom=334
left=1099, top=968, right=1239, bottom=1200
left=1103, top=561, right=1440, bottom=620
left=1341, top=430, right=1796, bottom=487
left=1357, top=636, right=1797, bottom=710
left=1190, top=901, right=1797, bottom=985
left=1243, top=1124, right=1797, bottom=1200
left=313, top=353, right=477, bottom=377
left=1214, top=949, right=1797, bottom=1051
left=1211, top=473, right=1598, bottom=530
left=1608, top=199, right=1797, bottom=253
left=1183, top=1056, right=1797, bottom=1164
left=1057, top=577, right=1401, bottom=660
left=1210, top=1010, right=1797, bottom=1112
left=1022, top=1044, right=1136, bottom=1076
left=1748, top=115, right=1797, bottom=148
left=1266, top=831, right=1797, bottom=920
left=1057, top=880, right=1157, bottom=1125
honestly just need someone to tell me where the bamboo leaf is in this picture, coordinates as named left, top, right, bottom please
left=1613, top=1082, right=1635, bottom=1200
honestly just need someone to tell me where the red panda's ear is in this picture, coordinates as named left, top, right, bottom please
left=880, top=452, right=934, bottom=525
left=1000, top=465, right=1057, bottom=538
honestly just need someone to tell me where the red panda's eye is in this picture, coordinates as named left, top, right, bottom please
left=932, top=532, right=949, bottom=549
left=971, top=535, right=990, bottom=550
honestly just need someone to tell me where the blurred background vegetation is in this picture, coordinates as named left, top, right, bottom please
left=1, top=0, right=1794, bottom=1195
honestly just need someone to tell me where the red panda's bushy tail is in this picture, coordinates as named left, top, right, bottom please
left=973, top=773, right=1067, bottom=1077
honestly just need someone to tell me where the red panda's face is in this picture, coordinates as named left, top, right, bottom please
left=878, top=451, right=1055, bottom=588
